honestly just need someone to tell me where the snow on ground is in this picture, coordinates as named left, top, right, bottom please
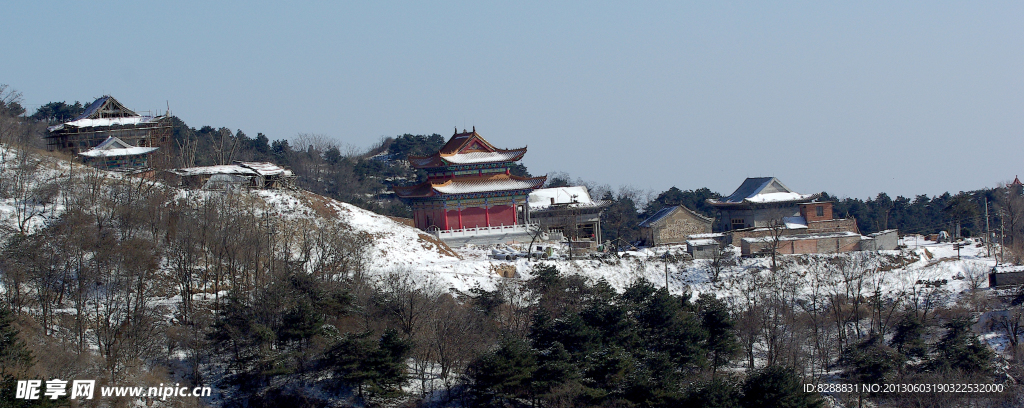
left=245, top=186, right=1003, bottom=307
left=0, top=143, right=998, bottom=306
left=0, top=145, right=76, bottom=235
left=0, top=141, right=1004, bottom=314
left=249, top=188, right=1001, bottom=310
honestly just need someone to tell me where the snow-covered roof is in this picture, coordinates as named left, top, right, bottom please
left=434, top=177, right=542, bottom=194
left=407, top=129, right=528, bottom=168
left=992, top=264, right=1024, bottom=274
left=170, top=162, right=293, bottom=177
left=637, top=205, right=713, bottom=228
left=529, top=186, right=598, bottom=210
left=171, top=165, right=258, bottom=177
left=783, top=216, right=808, bottom=229
left=77, top=95, right=131, bottom=119
left=686, top=239, right=719, bottom=247
left=688, top=232, right=725, bottom=239
left=47, top=95, right=166, bottom=132
left=236, top=161, right=293, bottom=177
left=394, top=174, right=546, bottom=198
left=79, top=146, right=158, bottom=157
left=709, top=177, right=819, bottom=206
left=866, top=229, right=898, bottom=237
left=742, top=231, right=861, bottom=243
left=78, top=136, right=158, bottom=157
left=746, top=192, right=815, bottom=203
left=49, top=116, right=158, bottom=132
left=441, top=150, right=527, bottom=165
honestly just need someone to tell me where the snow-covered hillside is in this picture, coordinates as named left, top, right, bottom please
left=251, top=183, right=999, bottom=312
left=0, top=144, right=999, bottom=305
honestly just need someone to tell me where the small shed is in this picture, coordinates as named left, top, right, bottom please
left=860, top=229, right=899, bottom=251
left=168, top=161, right=295, bottom=190
left=638, top=205, right=713, bottom=246
left=686, top=238, right=720, bottom=259
left=990, top=265, right=1024, bottom=288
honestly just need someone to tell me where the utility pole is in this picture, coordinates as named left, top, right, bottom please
left=664, top=251, right=670, bottom=293
left=1000, top=211, right=1005, bottom=264
left=985, top=198, right=991, bottom=258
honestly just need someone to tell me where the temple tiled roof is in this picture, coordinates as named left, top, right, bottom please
left=393, top=174, right=546, bottom=198
left=407, top=128, right=527, bottom=169
left=708, top=177, right=818, bottom=207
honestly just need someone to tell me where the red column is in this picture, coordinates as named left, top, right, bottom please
left=458, top=203, right=464, bottom=229
left=485, top=199, right=491, bottom=227
left=443, top=203, right=449, bottom=230
left=513, top=199, right=518, bottom=225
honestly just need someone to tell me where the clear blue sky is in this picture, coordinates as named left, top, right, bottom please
left=5, top=2, right=1022, bottom=199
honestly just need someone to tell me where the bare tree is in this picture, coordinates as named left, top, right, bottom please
left=992, top=307, right=1024, bottom=357
left=176, top=129, right=198, bottom=168
left=211, top=127, right=239, bottom=165
left=763, top=208, right=790, bottom=272
left=378, top=269, right=441, bottom=338
left=708, top=244, right=734, bottom=282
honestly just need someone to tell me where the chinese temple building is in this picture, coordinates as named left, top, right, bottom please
left=45, top=95, right=171, bottom=155
left=707, top=177, right=820, bottom=231
left=393, top=128, right=546, bottom=232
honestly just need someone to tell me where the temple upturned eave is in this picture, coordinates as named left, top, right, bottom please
left=394, top=175, right=547, bottom=199
left=407, top=147, right=528, bottom=169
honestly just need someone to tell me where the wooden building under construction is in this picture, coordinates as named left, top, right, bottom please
left=45, top=95, right=172, bottom=156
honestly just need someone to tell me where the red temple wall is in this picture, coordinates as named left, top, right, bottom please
left=489, top=205, right=515, bottom=226
left=413, top=208, right=448, bottom=230
left=461, top=207, right=486, bottom=229
left=414, top=204, right=518, bottom=230
left=446, top=210, right=460, bottom=229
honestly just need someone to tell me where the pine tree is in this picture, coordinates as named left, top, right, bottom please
left=928, top=317, right=993, bottom=375
left=741, top=366, right=821, bottom=408
left=697, top=293, right=739, bottom=377
left=0, top=306, right=37, bottom=408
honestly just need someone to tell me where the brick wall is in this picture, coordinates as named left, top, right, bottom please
left=800, top=202, right=834, bottom=222
left=742, top=234, right=862, bottom=256
left=807, top=218, right=858, bottom=234
left=727, top=217, right=859, bottom=246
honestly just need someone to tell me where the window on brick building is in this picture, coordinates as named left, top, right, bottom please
left=731, top=218, right=745, bottom=229
left=816, top=206, right=824, bottom=217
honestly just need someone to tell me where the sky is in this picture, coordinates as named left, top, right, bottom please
left=4, top=2, right=1022, bottom=199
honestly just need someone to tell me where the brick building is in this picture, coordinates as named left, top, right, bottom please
left=707, top=177, right=820, bottom=231
left=638, top=205, right=713, bottom=246
left=707, top=177, right=893, bottom=255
